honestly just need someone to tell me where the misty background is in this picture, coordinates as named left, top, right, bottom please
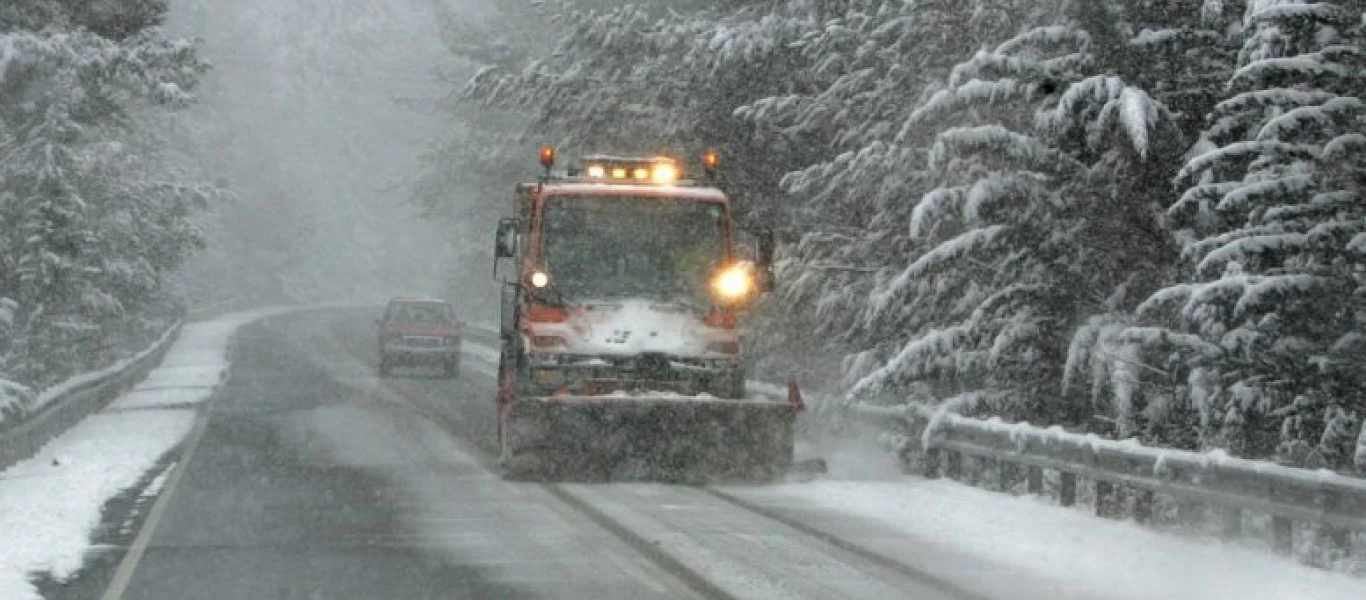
left=3, top=0, right=1362, bottom=487
left=165, top=0, right=499, bottom=316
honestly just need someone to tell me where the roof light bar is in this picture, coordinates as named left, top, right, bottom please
left=576, top=155, right=682, bottom=185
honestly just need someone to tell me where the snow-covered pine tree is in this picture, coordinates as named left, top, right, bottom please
left=1115, top=0, right=1365, bottom=467
left=80, top=129, right=213, bottom=325
left=1, top=0, right=168, bottom=39
left=742, top=0, right=1038, bottom=389
left=0, top=6, right=208, bottom=386
left=1057, top=1, right=1254, bottom=449
left=844, top=1, right=1187, bottom=436
left=6, top=97, right=101, bottom=382
left=1122, top=0, right=1247, bottom=141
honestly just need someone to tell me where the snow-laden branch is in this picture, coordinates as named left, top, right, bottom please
left=1196, top=233, right=1310, bottom=273
left=1178, top=140, right=1318, bottom=182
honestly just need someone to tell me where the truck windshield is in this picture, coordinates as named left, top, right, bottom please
left=541, top=195, right=726, bottom=303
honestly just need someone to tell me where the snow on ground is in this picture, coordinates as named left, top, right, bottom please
left=751, top=477, right=1366, bottom=600
left=0, top=307, right=292, bottom=600
left=0, top=411, right=194, bottom=599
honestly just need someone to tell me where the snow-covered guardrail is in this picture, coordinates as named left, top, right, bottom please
left=847, top=401, right=1366, bottom=556
left=0, top=322, right=182, bottom=471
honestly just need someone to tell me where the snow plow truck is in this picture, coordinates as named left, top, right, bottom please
left=491, top=147, right=800, bottom=481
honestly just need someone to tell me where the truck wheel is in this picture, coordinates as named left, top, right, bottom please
left=379, top=356, right=393, bottom=377
left=443, top=358, right=460, bottom=379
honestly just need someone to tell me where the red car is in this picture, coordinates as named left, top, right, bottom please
left=377, top=297, right=462, bottom=378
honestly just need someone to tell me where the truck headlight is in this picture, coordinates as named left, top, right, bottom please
left=529, top=270, right=550, bottom=288
left=711, top=263, right=754, bottom=302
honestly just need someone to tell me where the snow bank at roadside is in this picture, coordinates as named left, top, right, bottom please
left=756, top=478, right=1366, bottom=600
left=0, top=307, right=292, bottom=600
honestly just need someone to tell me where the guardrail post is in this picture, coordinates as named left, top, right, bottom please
left=945, top=451, right=962, bottom=480
left=1325, top=527, right=1351, bottom=558
left=1221, top=507, right=1242, bottom=539
left=1178, top=500, right=1200, bottom=528
left=1272, top=517, right=1293, bottom=555
left=997, top=460, right=1015, bottom=493
left=1059, top=471, right=1077, bottom=507
left=1095, top=480, right=1114, bottom=518
left=922, top=448, right=941, bottom=479
left=1027, top=466, right=1043, bottom=495
left=1134, top=489, right=1155, bottom=524
left=1322, top=524, right=1355, bottom=560
left=1320, top=489, right=1352, bottom=557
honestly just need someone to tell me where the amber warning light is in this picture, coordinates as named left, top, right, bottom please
left=539, top=146, right=556, bottom=169
left=702, top=150, right=720, bottom=179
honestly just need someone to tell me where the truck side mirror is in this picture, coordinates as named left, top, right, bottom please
left=757, top=229, right=775, bottom=268
left=495, top=219, right=519, bottom=258
left=756, top=228, right=776, bottom=292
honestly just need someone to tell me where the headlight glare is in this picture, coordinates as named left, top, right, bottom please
left=711, top=264, right=754, bottom=301
left=529, top=270, right=550, bottom=288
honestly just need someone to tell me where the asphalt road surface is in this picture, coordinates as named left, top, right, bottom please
left=46, top=310, right=1022, bottom=600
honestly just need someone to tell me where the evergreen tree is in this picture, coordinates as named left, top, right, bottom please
left=0, top=2, right=208, bottom=386
left=1111, top=0, right=1365, bottom=467
left=752, top=0, right=1038, bottom=389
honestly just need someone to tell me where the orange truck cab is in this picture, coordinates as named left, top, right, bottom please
left=493, top=150, right=775, bottom=403
left=490, top=148, right=796, bottom=480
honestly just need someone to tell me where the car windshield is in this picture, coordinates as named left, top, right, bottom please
left=541, top=195, right=725, bottom=303
left=388, top=303, right=455, bottom=325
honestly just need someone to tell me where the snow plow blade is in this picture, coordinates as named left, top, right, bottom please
left=499, top=396, right=795, bottom=482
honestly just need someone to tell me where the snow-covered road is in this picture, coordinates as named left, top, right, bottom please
left=6, top=308, right=1363, bottom=600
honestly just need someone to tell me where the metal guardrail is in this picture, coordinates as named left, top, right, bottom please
left=846, top=401, right=1366, bottom=556
left=0, top=322, right=182, bottom=470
